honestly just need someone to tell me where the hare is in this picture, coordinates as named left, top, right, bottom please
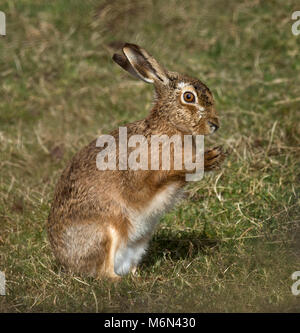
left=47, top=43, right=225, bottom=279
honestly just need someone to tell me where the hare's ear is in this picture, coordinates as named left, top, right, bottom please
left=112, top=53, right=142, bottom=81
left=113, top=43, right=169, bottom=85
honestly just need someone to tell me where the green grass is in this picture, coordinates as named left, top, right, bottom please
left=0, top=0, right=300, bottom=312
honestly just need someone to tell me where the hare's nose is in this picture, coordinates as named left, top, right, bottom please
left=208, top=120, right=219, bottom=133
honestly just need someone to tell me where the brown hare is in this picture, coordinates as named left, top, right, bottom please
left=47, top=43, right=225, bottom=279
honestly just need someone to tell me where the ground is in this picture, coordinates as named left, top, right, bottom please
left=0, top=0, right=299, bottom=312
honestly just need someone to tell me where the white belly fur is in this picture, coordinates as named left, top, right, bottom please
left=114, top=183, right=182, bottom=275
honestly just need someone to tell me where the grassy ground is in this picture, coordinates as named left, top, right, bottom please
left=0, top=0, right=299, bottom=312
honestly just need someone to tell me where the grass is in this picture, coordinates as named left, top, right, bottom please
left=0, top=0, right=300, bottom=312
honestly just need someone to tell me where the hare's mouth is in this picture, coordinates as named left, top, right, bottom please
left=208, top=121, right=219, bottom=134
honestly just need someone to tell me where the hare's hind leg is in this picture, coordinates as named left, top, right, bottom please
left=57, top=217, right=132, bottom=279
left=55, top=222, right=118, bottom=279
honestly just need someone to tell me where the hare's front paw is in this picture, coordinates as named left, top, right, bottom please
left=204, top=146, right=226, bottom=171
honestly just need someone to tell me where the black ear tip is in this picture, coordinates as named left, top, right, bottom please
left=112, top=53, right=119, bottom=61
left=112, top=53, right=125, bottom=66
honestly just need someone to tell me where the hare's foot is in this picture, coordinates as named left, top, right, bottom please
left=204, top=146, right=227, bottom=171
left=131, top=265, right=138, bottom=275
left=114, top=240, right=148, bottom=276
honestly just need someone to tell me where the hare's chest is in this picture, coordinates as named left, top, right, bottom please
left=128, top=184, right=182, bottom=242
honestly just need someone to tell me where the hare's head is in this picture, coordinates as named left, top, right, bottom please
left=113, top=43, right=219, bottom=136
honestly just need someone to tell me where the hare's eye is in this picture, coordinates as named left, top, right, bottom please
left=183, top=91, right=195, bottom=103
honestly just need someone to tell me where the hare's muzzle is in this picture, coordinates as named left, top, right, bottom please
left=208, top=119, right=219, bottom=133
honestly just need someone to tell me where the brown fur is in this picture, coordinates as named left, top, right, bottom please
left=47, top=43, right=226, bottom=279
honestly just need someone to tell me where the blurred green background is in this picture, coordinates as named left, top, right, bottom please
left=0, top=0, right=299, bottom=312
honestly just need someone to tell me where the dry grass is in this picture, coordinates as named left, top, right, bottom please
left=0, top=0, right=299, bottom=312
